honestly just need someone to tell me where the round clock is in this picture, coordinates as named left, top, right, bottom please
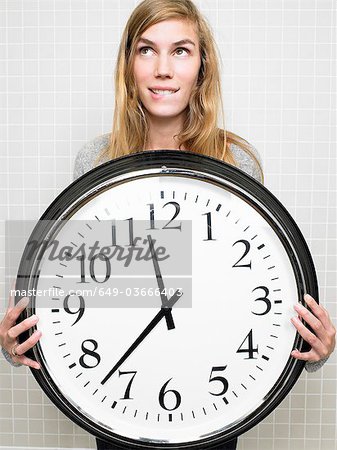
left=16, top=150, right=317, bottom=449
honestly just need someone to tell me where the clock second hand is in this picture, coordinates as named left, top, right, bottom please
left=100, top=289, right=183, bottom=385
left=147, top=234, right=175, bottom=330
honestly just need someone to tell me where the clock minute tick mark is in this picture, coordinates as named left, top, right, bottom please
left=222, top=397, right=229, bottom=404
left=75, top=373, right=82, bottom=378
left=195, top=195, right=199, bottom=203
left=160, top=191, right=164, bottom=199
left=169, top=413, right=172, bottom=422
left=268, top=266, right=275, bottom=270
left=203, top=408, right=207, bottom=415
left=180, top=412, right=184, bottom=421
left=70, top=242, right=78, bottom=247
left=256, top=366, right=263, bottom=371
left=78, top=232, right=84, bottom=238
left=84, top=381, right=90, bottom=387
left=206, top=199, right=210, bottom=207
left=145, top=412, right=149, bottom=421
left=101, top=396, right=106, bottom=403
left=241, top=384, right=247, bottom=390
left=249, top=375, right=256, bottom=380
left=172, top=191, right=175, bottom=199
left=226, top=210, right=231, bottom=217
left=53, top=286, right=61, bottom=289
left=111, top=401, right=117, bottom=409
left=274, top=300, right=282, bottom=304
left=273, top=289, right=281, bottom=292
left=59, top=263, right=67, bottom=267
left=235, top=219, right=240, bottom=224
left=63, top=353, right=70, bottom=358
left=123, top=407, right=127, bottom=414
left=184, top=192, right=187, bottom=200
left=157, top=413, right=160, bottom=422
left=92, top=389, right=98, bottom=396
left=232, top=391, right=238, bottom=398
left=95, top=215, right=100, bottom=221
left=56, top=274, right=63, bottom=278
left=262, top=355, right=270, bottom=361
left=213, top=403, right=217, bottom=411
left=192, top=411, right=195, bottom=419
left=263, top=255, right=270, bottom=259
left=58, top=343, right=66, bottom=347
left=134, top=410, right=138, bottom=418
left=55, top=332, right=63, bottom=336
left=104, top=208, right=110, bottom=216
left=68, top=363, right=76, bottom=369
left=216, top=204, right=221, bottom=211
left=86, top=223, right=92, bottom=230
left=267, top=346, right=274, bottom=350
left=251, top=234, right=257, bottom=240
left=52, top=321, right=60, bottom=324
left=244, top=226, right=250, bottom=231
left=51, top=309, right=59, bottom=313
left=257, top=244, right=265, bottom=250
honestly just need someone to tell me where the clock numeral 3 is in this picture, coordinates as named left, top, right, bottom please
left=208, top=366, right=229, bottom=396
left=232, top=240, right=252, bottom=269
left=63, top=293, right=85, bottom=325
left=79, top=339, right=101, bottom=369
left=159, top=378, right=182, bottom=411
left=252, top=286, right=272, bottom=315
left=237, top=330, right=258, bottom=359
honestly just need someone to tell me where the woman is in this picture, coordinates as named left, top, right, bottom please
left=1, top=1, right=335, bottom=449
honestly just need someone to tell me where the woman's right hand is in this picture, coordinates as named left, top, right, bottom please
left=0, top=290, right=41, bottom=369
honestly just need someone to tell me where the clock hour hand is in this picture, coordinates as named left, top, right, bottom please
left=100, top=288, right=182, bottom=385
left=147, top=234, right=175, bottom=330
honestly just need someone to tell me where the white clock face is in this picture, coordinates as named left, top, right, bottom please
left=25, top=169, right=305, bottom=447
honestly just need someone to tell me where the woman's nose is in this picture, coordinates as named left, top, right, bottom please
left=154, top=55, right=173, bottom=78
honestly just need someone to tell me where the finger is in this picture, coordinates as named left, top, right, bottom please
left=15, top=354, right=41, bottom=370
left=14, top=329, right=42, bottom=355
left=2, top=297, right=30, bottom=329
left=7, top=315, right=39, bottom=340
left=303, top=294, right=333, bottom=330
left=7, top=279, right=17, bottom=311
left=291, top=316, right=327, bottom=357
left=290, top=348, right=321, bottom=362
left=294, top=303, right=327, bottom=343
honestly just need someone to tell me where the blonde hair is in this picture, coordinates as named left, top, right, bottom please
left=99, top=0, right=263, bottom=182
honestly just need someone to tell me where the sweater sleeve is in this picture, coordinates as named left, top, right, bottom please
left=73, top=133, right=110, bottom=180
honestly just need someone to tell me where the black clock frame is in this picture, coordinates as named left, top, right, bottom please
left=16, top=150, right=318, bottom=449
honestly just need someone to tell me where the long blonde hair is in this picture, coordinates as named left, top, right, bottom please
left=99, top=0, right=263, bottom=182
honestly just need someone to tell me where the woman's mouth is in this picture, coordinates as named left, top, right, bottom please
left=149, top=88, right=180, bottom=97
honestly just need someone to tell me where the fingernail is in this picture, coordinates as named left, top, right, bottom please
left=17, top=297, right=30, bottom=307
left=30, top=315, right=38, bottom=323
left=304, top=293, right=313, bottom=302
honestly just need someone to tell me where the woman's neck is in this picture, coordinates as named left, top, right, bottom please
left=146, top=114, right=185, bottom=150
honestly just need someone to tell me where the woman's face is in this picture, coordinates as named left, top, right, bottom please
left=133, top=19, right=201, bottom=121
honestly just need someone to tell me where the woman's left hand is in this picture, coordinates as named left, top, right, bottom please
left=291, top=294, right=336, bottom=362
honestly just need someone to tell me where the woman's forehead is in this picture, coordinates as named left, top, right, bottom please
left=137, top=19, right=199, bottom=46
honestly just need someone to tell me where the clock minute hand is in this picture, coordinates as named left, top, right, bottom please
left=147, top=234, right=175, bottom=330
left=100, top=289, right=182, bottom=385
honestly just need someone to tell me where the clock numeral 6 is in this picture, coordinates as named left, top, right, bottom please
left=159, top=378, right=182, bottom=411
left=208, top=366, right=229, bottom=396
left=79, top=339, right=101, bottom=369
left=63, top=293, right=85, bottom=325
left=237, top=330, right=258, bottom=359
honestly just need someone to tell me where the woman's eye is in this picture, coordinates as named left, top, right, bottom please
left=139, top=47, right=153, bottom=55
left=175, top=48, right=189, bottom=56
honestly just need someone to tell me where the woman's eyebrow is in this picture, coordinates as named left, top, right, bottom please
left=138, top=37, right=196, bottom=46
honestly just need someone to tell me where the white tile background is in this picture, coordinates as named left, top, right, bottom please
left=0, top=0, right=336, bottom=449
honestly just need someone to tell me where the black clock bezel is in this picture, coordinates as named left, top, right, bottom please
left=16, top=150, right=318, bottom=449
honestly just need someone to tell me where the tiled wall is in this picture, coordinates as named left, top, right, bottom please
left=0, top=0, right=336, bottom=449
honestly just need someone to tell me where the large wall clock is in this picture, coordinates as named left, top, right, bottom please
left=16, top=150, right=317, bottom=449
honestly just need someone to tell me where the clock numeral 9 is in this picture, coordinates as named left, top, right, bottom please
left=252, top=286, right=272, bottom=315
left=237, top=330, right=258, bottom=359
left=208, top=366, right=229, bottom=396
left=232, top=240, right=252, bottom=269
left=159, top=378, right=182, bottom=411
left=77, top=254, right=111, bottom=284
left=63, top=293, right=85, bottom=325
left=79, top=339, right=101, bottom=368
